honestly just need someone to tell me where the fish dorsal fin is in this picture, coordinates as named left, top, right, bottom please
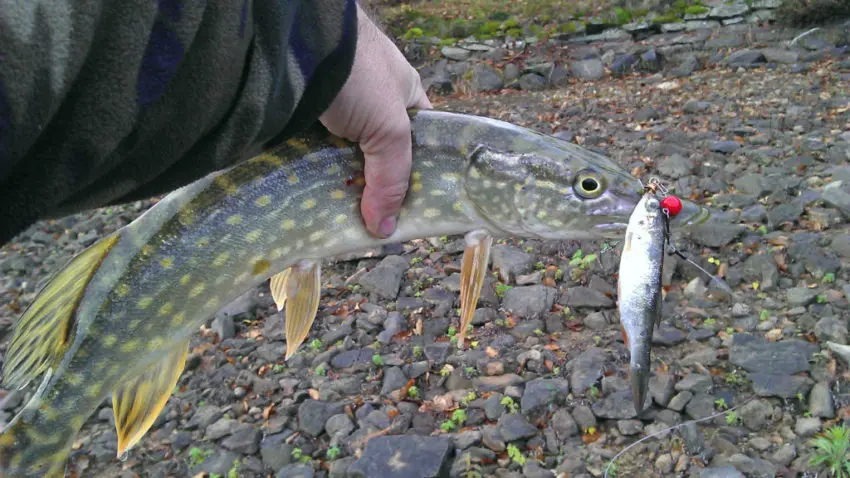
left=2, top=234, right=120, bottom=389
left=269, top=268, right=292, bottom=311
left=113, top=338, right=189, bottom=456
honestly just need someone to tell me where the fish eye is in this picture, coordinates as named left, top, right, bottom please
left=574, top=170, right=606, bottom=199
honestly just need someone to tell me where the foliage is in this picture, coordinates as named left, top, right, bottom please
left=775, top=0, right=850, bottom=26
left=810, top=424, right=850, bottom=477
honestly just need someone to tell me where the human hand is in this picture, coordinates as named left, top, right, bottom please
left=319, top=4, right=431, bottom=239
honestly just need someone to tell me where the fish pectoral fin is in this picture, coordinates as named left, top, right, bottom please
left=112, top=338, right=189, bottom=457
left=457, top=230, right=492, bottom=349
left=2, top=234, right=120, bottom=390
left=270, top=268, right=293, bottom=311
left=284, top=261, right=321, bottom=361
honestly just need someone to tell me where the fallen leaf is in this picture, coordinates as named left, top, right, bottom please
left=309, top=389, right=321, bottom=400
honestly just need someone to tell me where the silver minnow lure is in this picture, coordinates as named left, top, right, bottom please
left=617, top=189, right=667, bottom=414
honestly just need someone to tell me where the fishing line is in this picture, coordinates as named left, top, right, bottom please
left=602, top=394, right=758, bottom=477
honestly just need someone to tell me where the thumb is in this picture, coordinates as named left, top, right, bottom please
left=360, top=71, right=432, bottom=238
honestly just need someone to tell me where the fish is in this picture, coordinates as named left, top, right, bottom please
left=0, top=109, right=707, bottom=477
left=617, top=189, right=667, bottom=415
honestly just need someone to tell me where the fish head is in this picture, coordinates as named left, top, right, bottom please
left=463, top=142, right=643, bottom=240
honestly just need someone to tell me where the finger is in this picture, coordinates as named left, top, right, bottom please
left=359, top=105, right=413, bottom=238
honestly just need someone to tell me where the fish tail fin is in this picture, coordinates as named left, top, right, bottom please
left=0, top=412, right=79, bottom=478
left=2, top=233, right=120, bottom=390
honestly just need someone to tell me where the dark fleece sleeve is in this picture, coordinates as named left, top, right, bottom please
left=0, top=0, right=358, bottom=245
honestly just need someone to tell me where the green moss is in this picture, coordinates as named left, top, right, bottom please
left=685, top=5, right=709, bottom=14
left=479, top=20, right=502, bottom=35
left=506, top=28, right=522, bottom=37
left=403, top=27, right=424, bottom=39
left=489, top=11, right=510, bottom=21
left=614, top=7, right=633, bottom=24
left=449, top=19, right=472, bottom=38
left=654, top=13, right=682, bottom=23
left=502, top=16, right=519, bottom=29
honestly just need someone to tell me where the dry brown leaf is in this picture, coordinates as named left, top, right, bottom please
left=309, top=389, right=321, bottom=400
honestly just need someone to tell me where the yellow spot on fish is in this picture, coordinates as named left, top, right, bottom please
left=87, top=382, right=104, bottom=398
left=172, top=311, right=187, bottom=326
left=255, top=195, right=272, bottom=207
left=412, top=171, right=422, bottom=181
left=116, top=283, right=130, bottom=297
left=147, top=337, right=165, bottom=351
left=537, top=210, right=548, bottom=219
left=141, top=245, right=154, bottom=255
left=246, top=229, right=263, bottom=243
left=120, top=339, right=141, bottom=353
left=549, top=219, right=564, bottom=227
left=158, top=302, right=174, bottom=316
left=441, top=173, right=460, bottom=182
left=270, top=247, right=287, bottom=260
left=213, top=251, right=230, bottom=267
left=335, top=214, right=347, bottom=224
left=282, top=219, right=295, bottom=231
left=177, top=209, right=195, bottom=226
left=235, top=272, right=251, bottom=284
left=159, top=257, right=174, bottom=269
left=214, top=175, right=239, bottom=195
left=65, top=373, right=83, bottom=386
left=309, top=231, right=326, bottom=242
left=287, top=138, right=309, bottom=152
left=180, top=273, right=192, bottom=285
left=453, top=201, right=465, bottom=212
left=301, top=198, right=316, bottom=210
left=226, top=214, right=243, bottom=225
left=326, top=164, right=341, bottom=175
left=430, top=189, right=446, bottom=196
left=137, top=297, right=153, bottom=309
left=288, top=174, right=299, bottom=184
left=129, top=319, right=142, bottom=330
left=423, top=208, right=440, bottom=218
left=413, top=198, right=425, bottom=207
left=411, top=181, right=422, bottom=193
left=252, top=259, right=271, bottom=275
left=468, top=167, right=481, bottom=179
left=189, top=282, right=206, bottom=298
left=331, top=189, right=345, bottom=200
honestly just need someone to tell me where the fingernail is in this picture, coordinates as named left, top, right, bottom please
left=377, top=215, right=397, bottom=238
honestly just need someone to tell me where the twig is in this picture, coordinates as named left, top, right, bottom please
left=789, top=27, right=820, bottom=47
left=603, top=395, right=758, bottom=478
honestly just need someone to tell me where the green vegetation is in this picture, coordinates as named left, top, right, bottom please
left=506, top=444, right=528, bottom=465
left=188, top=447, right=213, bottom=467
left=809, top=424, right=850, bottom=477
left=500, top=396, right=519, bottom=414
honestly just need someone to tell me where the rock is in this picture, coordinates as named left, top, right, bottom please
left=570, top=59, right=605, bottom=80
left=276, top=464, right=314, bottom=478
left=700, top=466, right=745, bottom=478
left=570, top=347, right=606, bottom=393
left=491, top=245, right=533, bottom=282
left=770, top=443, right=796, bottom=467
left=212, top=315, right=236, bottom=340
left=591, top=390, right=637, bottom=419
left=521, top=378, right=569, bottom=414
left=205, top=417, right=237, bottom=440
left=611, top=54, right=638, bottom=76
left=519, top=73, right=547, bottom=91
left=347, top=435, right=452, bottom=478
left=750, top=373, right=813, bottom=398
left=675, top=374, right=713, bottom=394
left=441, top=46, right=470, bottom=61
left=381, top=367, right=409, bottom=396
left=357, top=256, right=409, bottom=299
left=794, top=416, right=821, bottom=437
left=502, top=285, right=557, bottom=319
left=560, top=287, right=614, bottom=308
left=738, top=399, right=773, bottom=431
left=681, top=422, right=705, bottom=454
left=729, top=337, right=819, bottom=375
left=814, top=317, right=847, bottom=344
left=687, top=224, right=746, bottom=247
left=649, top=374, right=676, bottom=407
left=741, top=254, right=779, bottom=290
left=471, top=64, right=504, bottom=92
left=786, top=287, right=818, bottom=307
left=761, top=47, right=800, bottom=64
left=725, top=49, right=766, bottom=67
left=325, top=414, right=355, bottom=438
left=658, top=153, right=694, bottom=178
left=551, top=409, right=578, bottom=439
left=497, top=413, right=538, bottom=442
left=808, top=382, right=835, bottom=418
left=708, top=140, right=742, bottom=154
left=221, top=426, right=261, bottom=454
left=685, top=393, right=716, bottom=419
left=297, top=400, right=344, bottom=437
left=710, top=3, right=750, bottom=18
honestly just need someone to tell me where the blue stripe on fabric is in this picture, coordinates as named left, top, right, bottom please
left=136, top=16, right=185, bottom=108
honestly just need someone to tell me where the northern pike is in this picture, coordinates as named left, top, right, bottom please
left=617, top=189, right=667, bottom=414
left=0, top=109, right=707, bottom=476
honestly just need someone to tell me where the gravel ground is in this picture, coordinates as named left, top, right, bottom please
left=1, top=20, right=849, bottom=478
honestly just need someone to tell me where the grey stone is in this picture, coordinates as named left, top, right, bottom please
left=357, top=256, right=409, bottom=299
left=497, top=413, right=538, bottom=442
left=221, top=426, right=261, bottom=454
left=658, top=153, right=694, bottom=178
left=519, top=73, right=547, bottom=91
left=729, top=337, right=819, bottom=374
left=808, top=382, right=835, bottom=418
left=276, top=464, right=314, bottom=478
left=441, top=46, right=471, bottom=61
left=551, top=409, right=578, bottom=439
left=710, top=3, right=750, bottom=18
left=502, top=285, right=557, bottom=319
left=725, top=49, right=766, bottom=67
left=569, top=59, right=605, bottom=80
left=761, top=47, right=800, bottom=64
left=491, top=245, right=534, bottom=282
left=471, top=63, right=504, bottom=92
left=297, top=400, right=344, bottom=437
left=750, top=373, right=813, bottom=398
left=521, top=378, right=570, bottom=414
left=700, top=466, right=745, bottom=478
left=570, top=347, right=606, bottom=393
left=794, top=416, right=822, bottom=437
left=591, top=390, right=637, bottom=419
left=738, top=399, right=773, bottom=431
left=560, top=287, right=614, bottom=308
left=348, top=435, right=453, bottom=478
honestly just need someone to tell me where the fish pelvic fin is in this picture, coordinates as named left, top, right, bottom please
left=2, top=233, right=121, bottom=390
left=269, top=268, right=293, bottom=311
left=457, top=230, right=492, bottom=349
left=283, top=261, right=321, bottom=361
left=112, top=338, right=190, bottom=457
